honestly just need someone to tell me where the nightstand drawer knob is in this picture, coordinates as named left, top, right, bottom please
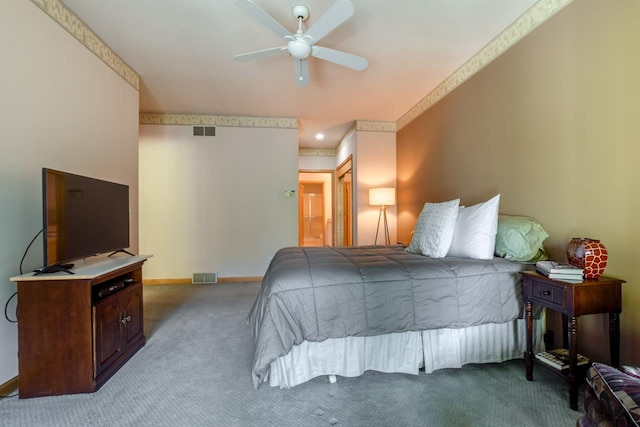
left=543, top=290, right=552, bottom=296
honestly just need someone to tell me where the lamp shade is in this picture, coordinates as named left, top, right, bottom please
left=369, top=187, right=396, bottom=206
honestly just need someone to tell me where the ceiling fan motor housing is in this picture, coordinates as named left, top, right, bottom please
left=292, top=5, right=309, bottom=21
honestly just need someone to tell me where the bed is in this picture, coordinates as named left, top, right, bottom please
left=247, top=245, right=544, bottom=389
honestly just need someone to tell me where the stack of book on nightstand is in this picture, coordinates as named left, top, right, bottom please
left=535, top=348, right=590, bottom=371
left=536, top=261, right=584, bottom=283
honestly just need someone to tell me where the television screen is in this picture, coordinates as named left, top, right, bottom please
left=42, top=168, right=130, bottom=268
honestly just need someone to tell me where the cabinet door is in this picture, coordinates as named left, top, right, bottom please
left=94, top=295, right=123, bottom=377
left=122, top=282, right=144, bottom=351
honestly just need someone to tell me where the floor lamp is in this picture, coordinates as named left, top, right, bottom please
left=369, top=187, right=395, bottom=245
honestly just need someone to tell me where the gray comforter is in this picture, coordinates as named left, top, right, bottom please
left=247, top=245, right=528, bottom=388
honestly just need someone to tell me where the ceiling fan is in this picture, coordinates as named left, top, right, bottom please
left=234, top=0, right=368, bottom=86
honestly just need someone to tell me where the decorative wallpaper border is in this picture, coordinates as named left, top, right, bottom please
left=298, top=148, right=337, bottom=157
left=396, top=0, right=573, bottom=130
left=30, top=0, right=140, bottom=91
left=356, top=121, right=396, bottom=133
left=139, top=113, right=298, bottom=129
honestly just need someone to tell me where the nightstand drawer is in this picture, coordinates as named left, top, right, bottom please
left=532, top=282, right=565, bottom=308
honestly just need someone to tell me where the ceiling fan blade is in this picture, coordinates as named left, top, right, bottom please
left=295, top=59, right=309, bottom=87
left=311, top=46, right=368, bottom=71
left=234, top=46, right=288, bottom=62
left=235, top=0, right=293, bottom=40
left=304, top=0, right=354, bottom=45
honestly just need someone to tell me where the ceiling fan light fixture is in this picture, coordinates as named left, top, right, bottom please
left=287, top=39, right=311, bottom=59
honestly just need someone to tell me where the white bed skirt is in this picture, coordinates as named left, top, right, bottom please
left=268, top=316, right=545, bottom=388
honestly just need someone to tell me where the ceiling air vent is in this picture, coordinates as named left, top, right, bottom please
left=193, top=126, right=215, bottom=137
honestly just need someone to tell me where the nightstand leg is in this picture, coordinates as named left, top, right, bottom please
left=525, top=301, right=533, bottom=381
left=562, top=313, right=569, bottom=349
left=610, top=312, right=620, bottom=368
left=567, top=315, right=579, bottom=411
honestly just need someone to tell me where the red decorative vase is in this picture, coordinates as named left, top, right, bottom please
left=566, top=237, right=608, bottom=279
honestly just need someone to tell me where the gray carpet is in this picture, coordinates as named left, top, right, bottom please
left=1, top=282, right=583, bottom=426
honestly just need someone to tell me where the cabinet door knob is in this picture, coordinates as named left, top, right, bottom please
left=543, top=290, right=551, bottom=296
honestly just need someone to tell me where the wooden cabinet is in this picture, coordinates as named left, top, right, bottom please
left=94, top=281, right=144, bottom=381
left=11, top=256, right=149, bottom=398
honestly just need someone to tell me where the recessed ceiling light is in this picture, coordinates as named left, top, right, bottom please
left=315, top=133, right=324, bottom=140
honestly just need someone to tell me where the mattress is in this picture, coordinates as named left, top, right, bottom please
left=249, top=245, right=532, bottom=388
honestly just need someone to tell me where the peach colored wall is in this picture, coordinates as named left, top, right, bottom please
left=397, top=0, right=640, bottom=366
left=0, top=1, right=139, bottom=384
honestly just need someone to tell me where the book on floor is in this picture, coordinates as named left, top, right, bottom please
left=535, top=349, right=589, bottom=370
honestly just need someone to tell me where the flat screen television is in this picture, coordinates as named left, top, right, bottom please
left=40, top=168, right=130, bottom=273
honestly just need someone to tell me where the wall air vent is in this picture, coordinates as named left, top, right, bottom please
left=193, top=126, right=216, bottom=137
left=192, top=272, right=218, bottom=284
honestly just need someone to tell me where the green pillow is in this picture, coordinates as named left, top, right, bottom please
left=494, top=215, right=549, bottom=262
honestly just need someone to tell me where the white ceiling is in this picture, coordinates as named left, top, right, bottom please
left=60, top=0, right=539, bottom=149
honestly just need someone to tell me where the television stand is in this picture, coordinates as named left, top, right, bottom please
left=10, top=255, right=150, bottom=398
left=33, top=263, right=75, bottom=275
left=108, top=248, right=135, bottom=257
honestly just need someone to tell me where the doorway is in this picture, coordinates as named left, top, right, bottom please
left=298, top=171, right=333, bottom=246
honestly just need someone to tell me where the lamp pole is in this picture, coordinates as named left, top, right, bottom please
left=369, top=187, right=395, bottom=246
left=374, top=205, right=390, bottom=245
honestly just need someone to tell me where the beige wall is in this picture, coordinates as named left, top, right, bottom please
left=0, top=1, right=140, bottom=384
left=139, top=125, right=299, bottom=279
left=356, top=131, right=397, bottom=245
left=397, top=0, right=640, bottom=366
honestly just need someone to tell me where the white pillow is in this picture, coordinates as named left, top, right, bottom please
left=447, top=194, right=500, bottom=259
left=407, top=199, right=460, bottom=257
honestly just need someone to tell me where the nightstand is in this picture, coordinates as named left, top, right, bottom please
left=521, top=271, right=625, bottom=410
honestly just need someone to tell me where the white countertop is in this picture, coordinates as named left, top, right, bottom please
left=10, top=254, right=152, bottom=282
